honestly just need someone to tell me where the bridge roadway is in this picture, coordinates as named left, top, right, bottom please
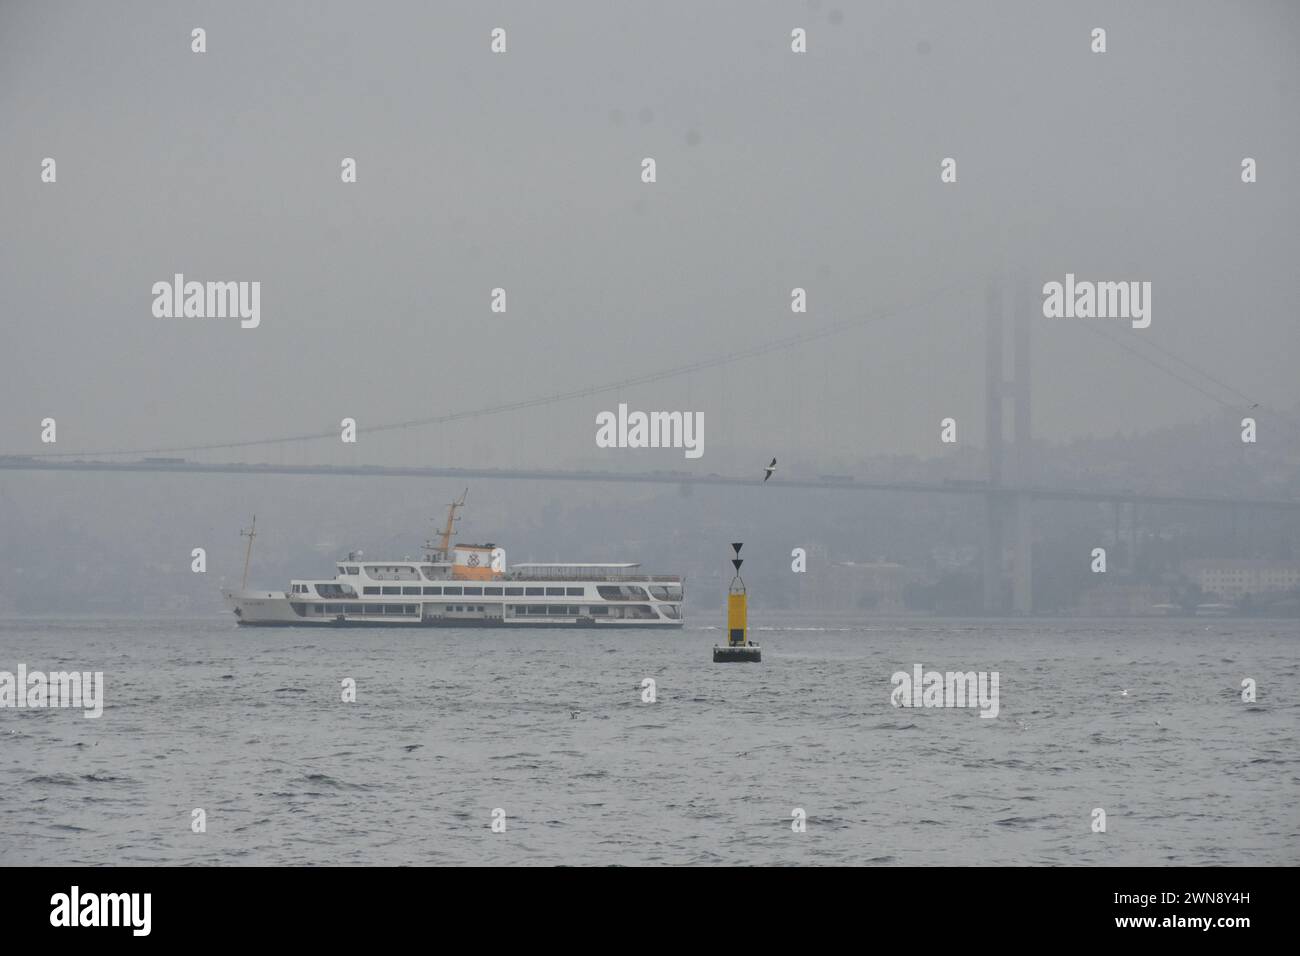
left=4, top=457, right=1298, bottom=511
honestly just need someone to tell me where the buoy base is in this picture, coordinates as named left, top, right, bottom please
left=713, top=644, right=761, bottom=663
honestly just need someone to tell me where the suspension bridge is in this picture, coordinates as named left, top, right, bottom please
left=6, top=277, right=1295, bottom=613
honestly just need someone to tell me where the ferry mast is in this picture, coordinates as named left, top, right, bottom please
left=240, top=515, right=257, bottom=589
left=424, top=489, right=468, bottom=562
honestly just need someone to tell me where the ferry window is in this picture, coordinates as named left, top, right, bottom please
left=548, top=605, right=567, bottom=614
left=529, top=605, right=546, bottom=614
left=314, top=604, right=324, bottom=613
left=444, top=587, right=462, bottom=596
left=382, top=587, right=400, bottom=595
left=484, top=587, right=503, bottom=596
left=346, top=604, right=363, bottom=614
left=590, top=607, right=609, bottom=615
left=407, top=605, right=417, bottom=614
left=464, top=587, right=482, bottom=596
left=505, top=587, right=523, bottom=596
left=525, top=587, right=544, bottom=596
left=597, top=585, right=649, bottom=601
left=346, top=567, right=359, bottom=575
left=566, top=587, right=584, bottom=596
left=337, top=567, right=344, bottom=575
left=364, top=605, right=382, bottom=615
left=423, top=587, right=441, bottom=595
left=383, top=605, right=403, bottom=614
left=546, top=587, right=565, bottom=596
left=363, top=587, right=379, bottom=595
left=403, top=587, right=420, bottom=595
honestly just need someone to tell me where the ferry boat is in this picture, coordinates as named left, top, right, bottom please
left=220, top=493, right=684, bottom=628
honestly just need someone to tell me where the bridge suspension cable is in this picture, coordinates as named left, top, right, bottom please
left=29, top=276, right=972, bottom=459
left=1076, top=322, right=1261, bottom=410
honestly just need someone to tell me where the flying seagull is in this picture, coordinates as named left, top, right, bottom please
left=763, top=458, right=777, bottom=482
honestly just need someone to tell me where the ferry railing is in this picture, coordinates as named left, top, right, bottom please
left=362, top=571, right=680, bottom=583
left=503, top=572, right=682, bottom=583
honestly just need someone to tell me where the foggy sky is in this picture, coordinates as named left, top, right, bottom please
left=3, top=0, right=1299, bottom=475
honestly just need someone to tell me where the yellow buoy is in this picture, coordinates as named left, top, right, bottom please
left=727, top=588, right=747, bottom=646
left=714, top=543, right=761, bottom=662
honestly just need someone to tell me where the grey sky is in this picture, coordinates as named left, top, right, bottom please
left=3, top=0, right=1298, bottom=474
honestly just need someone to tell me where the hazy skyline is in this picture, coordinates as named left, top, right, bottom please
left=3, top=1, right=1299, bottom=476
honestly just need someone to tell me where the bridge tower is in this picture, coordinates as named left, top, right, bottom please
left=983, top=276, right=1034, bottom=615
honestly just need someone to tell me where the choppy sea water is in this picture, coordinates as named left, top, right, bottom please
left=0, top=617, right=1295, bottom=866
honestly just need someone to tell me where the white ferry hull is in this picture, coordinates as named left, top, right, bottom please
left=223, top=589, right=302, bottom=625
left=221, top=587, right=685, bottom=629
